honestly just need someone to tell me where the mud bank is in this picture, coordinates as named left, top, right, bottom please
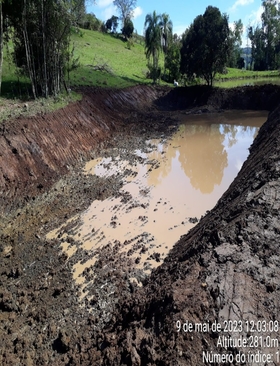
left=1, top=84, right=280, bottom=212
left=1, top=85, right=280, bottom=365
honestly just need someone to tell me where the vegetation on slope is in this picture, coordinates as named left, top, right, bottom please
left=1, top=0, right=280, bottom=120
left=69, top=29, right=157, bottom=88
left=3, top=27, right=278, bottom=98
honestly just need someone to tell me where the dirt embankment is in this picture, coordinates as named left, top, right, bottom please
left=1, top=84, right=280, bottom=213
left=1, top=84, right=280, bottom=365
left=0, top=86, right=162, bottom=212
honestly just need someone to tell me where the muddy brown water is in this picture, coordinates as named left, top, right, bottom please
left=47, top=110, right=268, bottom=289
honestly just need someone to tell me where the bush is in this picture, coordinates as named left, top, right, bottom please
left=79, top=13, right=102, bottom=31
left=122, top=18, right=134, bottom=40
left=126, top=39, right=134, bottom=50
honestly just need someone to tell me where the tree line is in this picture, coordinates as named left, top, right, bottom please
left=248, top=0, right=280, bottom=71
left=81, top=1, right=135, bottom=40
left=143, top=6, right=243, bottom=86
left=143, top=1, right=280, bottom=85
left=0, top=0, right=89, bottom=98
left=0, top=0, right=139, bottom=98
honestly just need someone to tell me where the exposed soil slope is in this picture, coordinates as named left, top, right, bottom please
left=0, top=86, right=161, bottom=212
left=1, top=84, right=280, bottom=365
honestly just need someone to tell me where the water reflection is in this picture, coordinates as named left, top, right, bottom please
left=147, top=111, right=266, bottom=194
left=223, top=124, right=238, bottom=148
left=147, top=124, right=228, bottom=193
left=47, top=110, right=268, bottom=281
left=215, top=77, right=280, bottom=88
left=177, top=124, right=227, bottom=194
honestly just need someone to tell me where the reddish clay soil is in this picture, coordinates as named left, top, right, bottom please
left=1, top=84, right=280, bottom=365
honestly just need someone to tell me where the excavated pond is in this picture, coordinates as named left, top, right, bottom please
left=3, top=85, right=280, bottom=366
left=46, top=110, right=268, bottom=291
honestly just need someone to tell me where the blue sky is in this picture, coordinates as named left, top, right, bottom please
left=87, top=0, right=265, bottom=46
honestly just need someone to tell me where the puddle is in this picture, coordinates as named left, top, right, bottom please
left=46, top=110, right=268, bottom=288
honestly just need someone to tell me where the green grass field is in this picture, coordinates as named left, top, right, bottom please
left=216, top=67, right=279, bottom=81
left=69, top=29, right=156, bottom=88
left=0, top=29, right=160, bottom=120
left=1, top=29, right=154, bottom=96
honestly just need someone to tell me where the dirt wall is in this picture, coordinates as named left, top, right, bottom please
left=155, top=84, right=280, bottom=111
left=0, top=86, right=161, bottom=211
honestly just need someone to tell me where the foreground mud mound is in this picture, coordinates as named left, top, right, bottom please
left=1, top=84, right=280, bottom=365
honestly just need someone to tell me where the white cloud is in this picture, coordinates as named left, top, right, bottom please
left=173, top=24, right=189, bottom=36
left=247, top=5, right=263, bottom=26
left=97, top=0, right=114, bottom=8
left=102, top=4, right=117, bottom=20
left=240, top=5, right=263, bottom=45
left=229, top=0, right=254, bottom=13
left=132, top=6, right=143, bottom=19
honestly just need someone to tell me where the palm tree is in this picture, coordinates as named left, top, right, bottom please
left=159, top=13, right=173, bottom=78
left=160, top=13, right=173, bottom=54
left=144, top=10, right=162, bottom=83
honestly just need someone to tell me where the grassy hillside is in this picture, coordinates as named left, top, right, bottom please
left=1, top=28, right=166, bottom=107
left=1, top=29, right=155, bottom=96
left=0, top=29, right=160, bottom=121
left=69, top=29, right=157, bottom=88
left=1, top=28, right=279, bottom=123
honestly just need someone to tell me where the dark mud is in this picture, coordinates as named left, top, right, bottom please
left=1, top=84, right=280, bottom=365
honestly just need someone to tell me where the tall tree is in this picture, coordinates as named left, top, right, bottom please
left=69, top=0, right=86, bottom=26
left=180, top=6, right=231, bottom=86
left=159, top=13, right=172, bottom=78
left=164, top=40, right=181, bottom=82
left=160, top=13, right=172, bottom=54
left=8, top=0, right=80, bottom=98
left=0, top=0, right=87, bottom=98
left=122, top=17, right=133, bottom=39
left=248, top=25, right=266, bottom=70
left=228, top=19, right=244, bottom=68
left=261, top=0, right=280, bottom=69
left=113, top=0, right=136, bottom=27
left=248, top=0, right=280, bottom=70
left=106, top=15, right=119, bottom=33
left=0, top=0, right=11, bottom=95
left=144, top=10, right=162, bottom=83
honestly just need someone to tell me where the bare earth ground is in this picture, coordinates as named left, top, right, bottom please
left=1, top=85, right=280, bottom=365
